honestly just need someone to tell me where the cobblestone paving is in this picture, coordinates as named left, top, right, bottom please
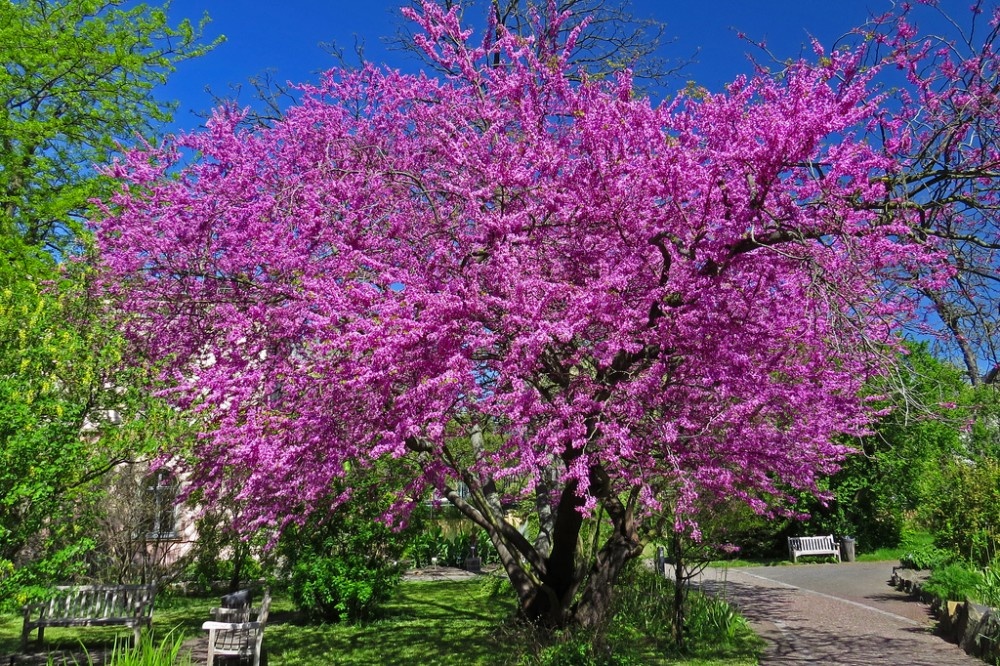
left=697, top=562, right=985, bottom=666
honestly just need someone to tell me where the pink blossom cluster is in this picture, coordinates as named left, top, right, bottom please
left=94, top=2, right=945, bottom=533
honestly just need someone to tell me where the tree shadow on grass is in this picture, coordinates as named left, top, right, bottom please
left=263, top=580, right=516, bottom=666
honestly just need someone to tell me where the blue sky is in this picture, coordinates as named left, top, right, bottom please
left=158, top=0, right=965, bottom=134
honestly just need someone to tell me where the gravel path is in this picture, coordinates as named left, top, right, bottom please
left=695, top=562, right=984, bottom=665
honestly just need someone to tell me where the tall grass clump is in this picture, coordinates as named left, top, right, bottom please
left=45, top=628, right=192, bottom=666
left=975, top=563, right=1000, bottom=608
left=923, top=562, right=984, bottom=602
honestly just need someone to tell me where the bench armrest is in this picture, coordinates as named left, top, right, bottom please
left=202, top=621, right=262, bottom=632
left=209, top=606, right=251, bottom=620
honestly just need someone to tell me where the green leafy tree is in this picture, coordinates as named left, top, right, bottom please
left=798, top=343, right=970, bottom=551
left=0, top=0, right=218, bottom=602
left=0, top=0, right=220, bottom=257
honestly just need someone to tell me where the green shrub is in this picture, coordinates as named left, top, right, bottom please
left=899, top=544, right=953, bottom=570
left=923, top=457, right=1000, bottom=567
left=923, top=562, right=984, bottom=602
left=276, top=468, right=419, bottom=622
left=290, top=551, right=400, bottom=622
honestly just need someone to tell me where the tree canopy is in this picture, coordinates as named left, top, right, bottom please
left=0, top=0, right=219, bottom=599
left=0, top=0, right=219, bottom=258
left=95, top=1, right=973, bottom=628
left=861, top=1, right=1000, bottom=384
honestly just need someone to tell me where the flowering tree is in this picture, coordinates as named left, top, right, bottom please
left=862, top=1, right=1000, bottom=384
left=95, top=3, right=946, bottom=628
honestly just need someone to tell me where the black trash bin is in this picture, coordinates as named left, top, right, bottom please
left=840, top=537, right=856, bottom=562
left=221, top=589, right=252, bottom=607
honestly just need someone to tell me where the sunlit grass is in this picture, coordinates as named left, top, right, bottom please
left=1, top=578, right=761, bottom=665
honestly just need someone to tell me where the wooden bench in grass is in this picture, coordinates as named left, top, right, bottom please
left=787, top=535, right=841, bottom=563
left=203, top=588, right=271, bottom=666
left=21, top=584, right=156, bottom=650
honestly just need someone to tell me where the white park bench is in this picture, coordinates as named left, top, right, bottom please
left=202, top=587, right=271, bottom=666
left=787, top=535, right=841, bottom=563
left=21, top=584, right=156, bottom=650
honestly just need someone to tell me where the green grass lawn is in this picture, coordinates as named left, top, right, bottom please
left=1, top=578, right=761, bottom=665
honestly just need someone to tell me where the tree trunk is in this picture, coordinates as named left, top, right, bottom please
left=434, top=436, right=644, bottom=633
left=520, top=470, right=644, bottom=631
left=572, top=529, right=643, bottom=630
left=671, top=530, right=687, bottom=648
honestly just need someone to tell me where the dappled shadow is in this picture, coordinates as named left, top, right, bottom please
left=392, top=592, right=498, bottom=625
left=263, top=615, right=504, bottom=665
left=703, top=579, right=980, bottom=665
left=753, top=621, right=972, bottom=665
left=4, top=627, right=136, bottom=666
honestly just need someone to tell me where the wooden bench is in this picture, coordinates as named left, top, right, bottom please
left=21, top=584, right=156, bottom=650
left=203, top=588, right=271, bottom=666
left=787, top=535, right=841, bottom=563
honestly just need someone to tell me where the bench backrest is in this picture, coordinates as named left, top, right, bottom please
left=788, top=535, right=836, bottom=552
left=40, top=585, right=156, bottom=620
left=209, top=589, right=271, bottom=653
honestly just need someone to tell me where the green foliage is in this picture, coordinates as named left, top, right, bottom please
left=684, top=594, right=753, bottom=646
left=923, top=562, right=985, bottom=602
left=0, top=0, right=218, bottom=609
left=0, top=254, right=197, bottom=603
left=405, top=520, right=498, bottom=568
left=608, top=564, right=676, bottom=650
left=898, top=543, right=954, bottom=571
left=923, top=457, right=1000, bottom=566
left=798, top=343, right=969, bottom=552
left=289, top=550, right=401, bottom=623
left=964, top=384, right=1000, bottom=460
left=279, top=473, right=412, bottom=622
left=692, top=503, right=788, bottom=561
left=505, top=563, right=760, bottom=665
left=613, top=564, right=754, bottom=653
left=977, top=563, right=1000, bottom=609
left=0, top=251, right=138, bottom=606
left=0, top=0, right=221, bottom=255
left=3, top=540, right=95, bottom=610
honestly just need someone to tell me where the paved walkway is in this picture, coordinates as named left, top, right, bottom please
left=694, top=561, right=984, bottom=665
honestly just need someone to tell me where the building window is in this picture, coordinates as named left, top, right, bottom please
left=143, top=470, right=178, bottom=540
